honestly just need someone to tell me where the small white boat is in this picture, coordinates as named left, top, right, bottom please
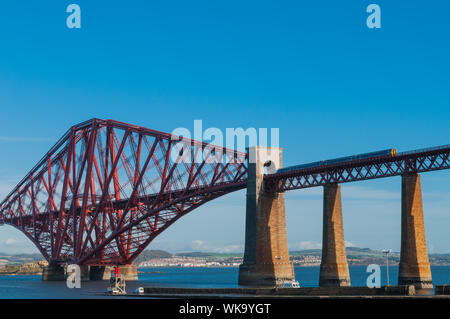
left=134, top=287, right=145, bottom=295
left=106, top=286, right=126, bottom=295
left=106, top=274, right=127, bottom=295
left=281, top=280, right=301, bottom=288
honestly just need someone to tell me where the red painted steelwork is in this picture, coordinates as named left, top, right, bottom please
left=0, top=119, right=247, bottom=265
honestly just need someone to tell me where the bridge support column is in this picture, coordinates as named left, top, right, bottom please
left=80, top=265, right=90, bottom=281
left=89, top=266, right=107, bottom=280
left=238, top=147, right=295, bottom=287
left=42, top=261, right=65, bottom=281
left=319, top=183, right=350, bottom=287
left=399, top=173, right=433, bottom=290
left=90, top=265, right=138, bottom=281
left=116, top=264, right=138, bottom=281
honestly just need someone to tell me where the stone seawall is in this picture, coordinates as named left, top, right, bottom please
left=142, top=285, right=416, bottom=296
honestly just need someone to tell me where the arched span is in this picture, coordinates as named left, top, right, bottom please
left=0, top=119, right=248, bottom=265
left=3, top=119, right=448, bottom=265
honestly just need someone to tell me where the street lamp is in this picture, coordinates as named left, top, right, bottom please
left=382, top=249, right=391, bottom=286
left=274, top=256, right=282, bottom=286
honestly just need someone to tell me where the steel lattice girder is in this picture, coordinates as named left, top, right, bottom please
left=264, top=146, right=450, bottom=192
left=1, top=118, right=450, bottom=265
left=0, top=119, right=247, bottom=265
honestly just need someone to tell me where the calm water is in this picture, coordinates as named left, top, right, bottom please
left=1, top=266, right=450, bottom=298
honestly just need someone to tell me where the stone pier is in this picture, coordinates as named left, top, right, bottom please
left=42, top=261, right=65, bottom=281
left=89, top=264, right=138, bottom=281
left=80, top=265, right=90, bottom=281
left=42, top=263, right=138, bottom=281
left=115, top=264, right=138, bottom=281
left=89, top=266, right=107, bottom=280
left=238, top=147, right=295, bottom=286
left=319, top=183, right=350, bottom=287
left=398, top=173, right=433, bottom=289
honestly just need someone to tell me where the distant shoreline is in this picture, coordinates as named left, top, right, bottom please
left=3, top=247, right=450, bottom=274
left=138, top=263, right=450, bottom=269
left=2, top=263, right=450, bottom=277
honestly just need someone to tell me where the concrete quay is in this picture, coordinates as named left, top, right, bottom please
left=137, top=285, right=419, bottom=298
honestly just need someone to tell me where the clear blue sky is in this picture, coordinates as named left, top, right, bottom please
left=0, top=1, right=449, bottom=254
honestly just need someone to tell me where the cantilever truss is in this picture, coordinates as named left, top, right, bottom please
left=265, top=145, right=450, bottom=192
left=0, top=119, right=247, bottom=265
left=1, top=118, right=449, bottom=266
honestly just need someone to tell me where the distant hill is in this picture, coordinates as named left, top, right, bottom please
left=134, top=250, right=173, bottom=263
left=290, top=247, right=394, bottom=258
left=5, top=247, right=450, bottom=267
left=290, top=249, right=321, bottom=256
left=0, top=253, right=43, bottom=264
left=10, top=253, right=43, bottom=259
left=176, top=252, right=212, bottom=257
left=176, top=252, right=242, bottom=258
left=165, top=247, right=394, bottom=258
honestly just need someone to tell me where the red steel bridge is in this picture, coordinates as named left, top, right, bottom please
left=1, top=119, right=449, bottom=266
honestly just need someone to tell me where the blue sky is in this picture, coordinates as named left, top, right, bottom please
left=0, top=1, right=450, bottom=254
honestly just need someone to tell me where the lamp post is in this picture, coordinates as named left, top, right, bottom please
left=275, top=256, right=282, bottom=286
left=382, top=249, right=391, bottom=286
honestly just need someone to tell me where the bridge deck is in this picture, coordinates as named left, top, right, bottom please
left=265, top=144, right=450, bottom=192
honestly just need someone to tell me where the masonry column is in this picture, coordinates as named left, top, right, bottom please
left=42, top=260, right=65, bottom=281
left=117, top=264, right=138, bottom=281
left=238, top=147, right=295, bottom=286
left=90, top=265, right=138, bottom=281
left=319, top=183, right=350, bottom=287
left=398, top=173, right=433, bottom=290
left=89, top=266, right=107, bottom=280
left=80, top=265, right=90, bottom=281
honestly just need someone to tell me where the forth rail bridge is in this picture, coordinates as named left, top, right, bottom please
left=0, top=119, right=449, bottom=290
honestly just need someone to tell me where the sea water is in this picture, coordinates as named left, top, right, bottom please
left=0, top=266, right=449, bottom=298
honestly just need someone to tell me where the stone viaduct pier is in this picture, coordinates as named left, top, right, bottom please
left=238, top=147, right=433, bottom=290
left=238, top=147, right=295, bottom=286
left=42, top=264, right=138, bottom=281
